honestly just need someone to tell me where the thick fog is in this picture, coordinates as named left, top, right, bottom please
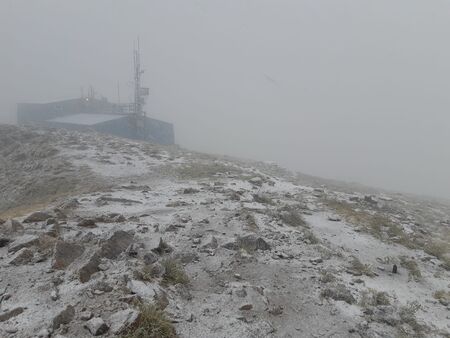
left=1, top=0, right=450, bottom=199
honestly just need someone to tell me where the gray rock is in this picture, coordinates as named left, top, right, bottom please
left=79, top=254, right=101, bottom=283
left=143, top=252, right=159, bottom=265
left=80, top=311, right=94, bottom=321
left=320, top=284, right=356, bottom=304
left=108, top=309, right=139, bottom=335
left=85, top=317, right=109, bottom=336
left=237, top=235, right=271, bottom=251
left=201, top=236, right=218, bottom=250
left=127, top=279, right=159, bottom=301
left=8, top=234, right=39, bottom=253
left=24, top=211, right=52, bottom=223
left=0, top=307, right=24, bottom=322
left=77, top=219, right=96, bottom=228
left=93, top=281, right=113, bottom=293
left=1, top=219, right=24, bottom=235
left=36, top=328, right=51, bottom=337
left=52, top=305, right=75, bottom=329
left=0, top=237, right=10, bottom=247
left=9, top=247, right=34, bottom=265
left=52, top=241, right=85, bottom=270
left=328, top=215, right=341, bottom=222
left=99, top=231, right=134, bottom=259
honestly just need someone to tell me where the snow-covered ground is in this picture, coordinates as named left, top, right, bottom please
left=0, top=126, right=449, bottom=338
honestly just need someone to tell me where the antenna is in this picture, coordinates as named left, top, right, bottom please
left=133, top=37, right=150, bottom=117
left=117, top=82, right=121, bottom=105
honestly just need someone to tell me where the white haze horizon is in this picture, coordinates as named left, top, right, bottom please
left=1, top=0, right=450, bottom=200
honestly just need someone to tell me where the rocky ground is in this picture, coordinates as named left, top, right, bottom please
left=0, top=125, right=449, bottom=338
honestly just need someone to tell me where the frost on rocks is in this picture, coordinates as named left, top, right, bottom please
left=1, top=126, right=449, bottom=338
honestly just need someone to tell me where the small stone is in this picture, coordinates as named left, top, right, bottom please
left=80, top=311, right=93, bottom=321
left=310, top=257, right=323, bottom=264
left=239, top=304, right=253, bottom=311
left=51, top=290, right=59, bottom=301
left=0, top=307, right=24, bottom=322
left=85, top=317, right=109, bottom=336
left=77, top=219, right=96, bottom=228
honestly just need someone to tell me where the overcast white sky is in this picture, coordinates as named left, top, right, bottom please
left=1, top=0, right=450, bottom=199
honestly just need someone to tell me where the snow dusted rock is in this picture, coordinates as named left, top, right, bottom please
left=58, top=198, right=80, bottom=211
left=9, top=247, right=34, bottom=265
left=200, top=236, right=218, bottom=251
left=79, top=254, right=101, bottom=283
left=24, top=211, right=52, bottom=223
left=85, top=317, right=109, bottom=336
left=328, top=215, right=341, bottom=222
left=80, top=230, right=134, bottom=282
left=0, top=307, right=24, bottom=322
left=99, top=230, right=134, bottom=259
left=127, top=279, right=159, bottom=301
left=52, top=305, right=75, bottom=329
left=80, top=311, right=94, bottom=321
left=249, top=176, right=263, bottom=186
left=77, top=218, right=96, bottom=228
left=52, top=240, right=84, bottom=270
left=8, top=234, right=39, bottom=253
left=235, top=234, right=271, bottom=251
left=108, top=309, right=139, bottom=335
left=1, top=219, right=24, bottom=235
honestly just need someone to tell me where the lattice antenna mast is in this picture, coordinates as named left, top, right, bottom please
left=133, top=38, right=149, bottom=117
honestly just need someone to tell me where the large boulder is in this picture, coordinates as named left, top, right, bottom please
left=99, top=231, right=134, bottom=259
left=0, top=307, right=24, bottom=322
left=85, top=317, right=109, bottom=336
left=52, top=241, right=85, bottom=270
left=8, top=234, right=39, bottom=253
left=23, top=211, right=52, bottom=223
left=1, top=219, right=24, bottom=235
left=108, top=309, right=139, bottom=335
left=9, top=248, right=34, bottom=265
left=79, top=254, right=101, bottom=283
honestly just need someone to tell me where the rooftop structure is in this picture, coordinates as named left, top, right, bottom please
left=17, top=42, right=175, bottom=145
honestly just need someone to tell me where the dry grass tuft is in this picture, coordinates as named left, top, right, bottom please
left=122, top=304, right=177, bottom=338
left=359, top=289, right=391, bottom=308
left=348, top=257, right=376, bottom=277
left=399, top=256, right=422, bottom=282
left=325, top=199, right=416, bottom=248
left=277, top=206, right=307, bottom=227
left=161, top=259, right=189, bottom=286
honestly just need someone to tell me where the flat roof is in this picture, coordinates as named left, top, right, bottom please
left=47, top=113, right=125, bottom=126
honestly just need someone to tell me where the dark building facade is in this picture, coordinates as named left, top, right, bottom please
left=17, top=97, right=175, bottom=145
